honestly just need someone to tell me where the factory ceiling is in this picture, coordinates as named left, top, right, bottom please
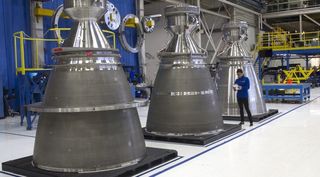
left=263, top=0, right=320, bottom=31
left=144, top=0, right=320, bottom=32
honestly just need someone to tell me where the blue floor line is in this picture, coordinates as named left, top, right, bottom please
left=257, top=112, right=282, bottom=124
left=0, top=132, right=35, bottom=138
left=150, top=96, right=320, bottom=177
left=135, top=156, right=184, bottom=177
left=204, top=112, right=281, bottom=148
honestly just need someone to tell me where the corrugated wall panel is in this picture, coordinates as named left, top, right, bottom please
left=233, top=8, right=257, bottom=27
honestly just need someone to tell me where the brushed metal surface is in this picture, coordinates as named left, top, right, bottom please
left=63, top=20, right=111, bottom=48
left=63, top=0, right=110, bottom=48
left=32, top=0, right=146, bottom=172
left=162, top=5, right=204, bottom=54
left=146, top=4, right=223, bottom=136
left=34, top=109, right=145, bottom=173
left=216, top=21, right=267, bottom=116
left=64, top=0, right=107, bottom=20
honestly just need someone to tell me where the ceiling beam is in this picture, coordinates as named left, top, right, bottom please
left=217, top=0, right=261, bottom=16
left=263, top=7, right=320, bottom=19
left=303, top=14, right=320, bottom=27
left=262, top=21, right=274, bottom=30
left=159, top=0, right=231, bottom=19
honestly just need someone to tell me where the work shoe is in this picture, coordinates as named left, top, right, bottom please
left=250, top=122, right=253, bottom=126
left=239, top=122, right=244, bottom=125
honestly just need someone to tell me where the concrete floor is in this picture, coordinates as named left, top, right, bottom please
left=1, top=88, right=320, bottom=177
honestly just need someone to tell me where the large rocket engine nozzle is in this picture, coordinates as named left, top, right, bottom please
left=222, top=21, right=249, bottom=43
left=146, top=4, right=224, bottom=136
left=32, top=0, right=146, bottom=172
left=161, top=4, right=205, bottom=55
left=64, top=0, right=107, bottom=20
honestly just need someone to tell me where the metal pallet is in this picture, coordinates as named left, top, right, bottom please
left=2, top=148, right=177, bottom=177
left=223, top=109, right=279, bottom=122
left=143, top=124, right=242, bottom=145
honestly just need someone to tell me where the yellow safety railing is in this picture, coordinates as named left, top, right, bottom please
left=14, top=31, right=59, bottom=75
left=14, top=29, right=116, bottom=75
left=257, top=30, right=320, bottom=51
left=102, top=30, right=116, bottom=48
left=48, top=28, right=71, bottom=44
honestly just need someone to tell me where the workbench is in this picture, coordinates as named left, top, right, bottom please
left=262, top=83, right=311, bottom=103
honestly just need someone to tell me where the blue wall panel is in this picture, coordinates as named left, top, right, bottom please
left=0, top=76, right=3, bottom=118
left=109, top=0, right=139, bottom=68
left=0, top=0, right=31, bottom=89
left=0, top=0, right=139, bottom=89
left=42, top=0, right=140, bottom=74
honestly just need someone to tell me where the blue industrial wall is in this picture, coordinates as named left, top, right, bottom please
left=0, top=0, right=140, bottom=89
left=42, top=0, right=140, bottom=75
left=0, top=0, right=140, bottom=113
left=110, top=0, right=139, bottom=69
left=0, top=77, right=3, bottom=118
left=0, top=0, right=31, bottom=90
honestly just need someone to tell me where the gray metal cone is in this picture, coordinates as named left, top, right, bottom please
left=31, top=0, right=146, bottom=172
left=34, top=110, right=145, bottom=172
left=146, top=4, right=223, bottom=136
left=216, top=21, right=267, bottom=116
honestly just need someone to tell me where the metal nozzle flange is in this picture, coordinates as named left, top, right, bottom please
left=28, top=100, right=148, bottom=113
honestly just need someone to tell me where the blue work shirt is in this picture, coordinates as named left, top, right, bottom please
left=235, top=76, right=250, bottom=98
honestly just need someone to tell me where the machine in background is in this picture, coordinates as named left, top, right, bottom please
left=144, top=4, right=241, bottom=145
left=216, top=21, right=278, bottom=122
left=2, top=1, right=177, bottom=176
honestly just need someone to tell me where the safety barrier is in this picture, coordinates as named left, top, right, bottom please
left=14, top=29, right=116, bottom=75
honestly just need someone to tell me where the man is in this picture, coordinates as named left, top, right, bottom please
left=233, top=69, right=253, bottom=126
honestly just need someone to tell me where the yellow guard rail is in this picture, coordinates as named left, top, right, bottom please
left=257, top=29, right=320, bottom=51
left=14, top=29, right=116, bottom=75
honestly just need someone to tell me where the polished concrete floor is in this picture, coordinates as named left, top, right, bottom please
left=1, top=88, right=320, bottom=177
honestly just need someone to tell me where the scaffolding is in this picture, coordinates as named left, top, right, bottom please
left=255, top=29, right=320, bottom=82
left=257, top=28, right=320, bottom=51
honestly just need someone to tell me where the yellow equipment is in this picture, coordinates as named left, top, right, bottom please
left=283, top=65, right=313, bottom=84
left=257, top=28, right=320, bottom=51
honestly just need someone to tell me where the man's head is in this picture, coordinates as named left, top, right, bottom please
left=236, top=68, right=244, bottom=77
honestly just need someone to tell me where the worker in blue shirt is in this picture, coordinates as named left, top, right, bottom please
left=233, top=69, right=253, bottom=126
